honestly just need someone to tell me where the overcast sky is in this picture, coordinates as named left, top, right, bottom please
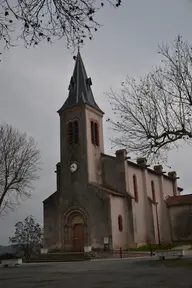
left=0, top=0, right=192, bottom=245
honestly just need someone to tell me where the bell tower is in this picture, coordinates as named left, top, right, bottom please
left=57, top=52, right=104, bottom=196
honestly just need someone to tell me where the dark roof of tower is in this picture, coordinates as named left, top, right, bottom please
left=57, top=51, right=103, bottom=114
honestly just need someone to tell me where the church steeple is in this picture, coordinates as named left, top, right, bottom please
left=58, top=51, right=103, bottom=114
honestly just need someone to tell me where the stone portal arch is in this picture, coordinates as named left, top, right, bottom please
left=61, top=207, right=89, bottom=252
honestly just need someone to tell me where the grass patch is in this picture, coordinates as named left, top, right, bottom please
left=125, top=244, right=173, bottom=252
left=124, top=241, right=192, bottom=252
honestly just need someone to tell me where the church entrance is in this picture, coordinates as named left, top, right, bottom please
left=73, top=223, right=84, bottom=252
left=62, top=208, right=89, bottom=252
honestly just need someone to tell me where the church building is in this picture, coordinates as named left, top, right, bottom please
left=43, top=52, right=191, bottom=252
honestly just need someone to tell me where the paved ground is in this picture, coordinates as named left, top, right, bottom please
left=0, top=257, right=192, bottom=288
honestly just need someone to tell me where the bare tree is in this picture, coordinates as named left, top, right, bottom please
left=0, top=123, right=41, bottom=216
left=0, top=0, right=122, bottom=52
left=9, top=215, right=43, bottom=260
left=108, top=36, right=192, bottom=162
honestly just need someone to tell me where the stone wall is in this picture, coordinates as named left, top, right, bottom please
left=43, top=192, right=60, bottom=250
left=169, top=204, right=192, bottom=241
left=43, top=184, right=112, bottom=251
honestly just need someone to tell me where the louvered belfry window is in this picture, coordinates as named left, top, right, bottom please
left=67, top=120, right=79, bottom=145
left=91, top=120, right=99, bottom=146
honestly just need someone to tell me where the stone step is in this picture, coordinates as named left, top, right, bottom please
left=39, top=254, right=91, bottom=259
left=29, top=252, right=91, bottom=263
left=28, top=258, right=89, bottom=263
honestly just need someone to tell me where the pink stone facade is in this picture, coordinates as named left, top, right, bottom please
left=102, top=150, right=180, bottom=248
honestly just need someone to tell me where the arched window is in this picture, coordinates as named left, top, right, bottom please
left=67, top=120, right=79, bottom=145
left=91, top=120, right=99, bottom=146
left=133, top=175, right=138, bottom=202
left=151, top=180, right=156, bottom=202
left=118, top=215, right=123, bottom=232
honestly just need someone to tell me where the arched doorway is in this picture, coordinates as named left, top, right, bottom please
left=62, top=208, right=89, bottom=252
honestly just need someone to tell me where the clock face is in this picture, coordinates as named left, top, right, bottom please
left=70, top=162, right=78, bottom=173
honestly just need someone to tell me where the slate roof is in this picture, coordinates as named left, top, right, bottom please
left=166, top=194, right=192, bottom=206
left=43, top=191, right=57, bottom=203
left=89, top=183, right=134, bottom=198
left=58, top=51, right=103, bottom=114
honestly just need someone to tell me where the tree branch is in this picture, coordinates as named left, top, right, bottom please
left=0, top=123, right=41, bottom=216
left=0, top=0, right=122, bottom=54
left=108, top=36, right=192, bottom=162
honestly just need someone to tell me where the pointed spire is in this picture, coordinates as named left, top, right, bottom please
left=57, top=51, right=103, bottom=114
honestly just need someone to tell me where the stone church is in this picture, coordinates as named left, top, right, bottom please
left=43, top=52, right=192, bottom=252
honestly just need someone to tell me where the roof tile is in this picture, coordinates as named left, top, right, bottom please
left=166, top=194, right=192, bottom=206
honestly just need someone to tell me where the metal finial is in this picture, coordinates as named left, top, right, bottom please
left=77, top=39, right=80, bottom=53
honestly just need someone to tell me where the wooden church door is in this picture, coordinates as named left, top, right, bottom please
left=73, top=224, right=84, bottom=252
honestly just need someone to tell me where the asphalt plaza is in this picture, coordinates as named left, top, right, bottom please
left=0, top=257, right=192, bottom=288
